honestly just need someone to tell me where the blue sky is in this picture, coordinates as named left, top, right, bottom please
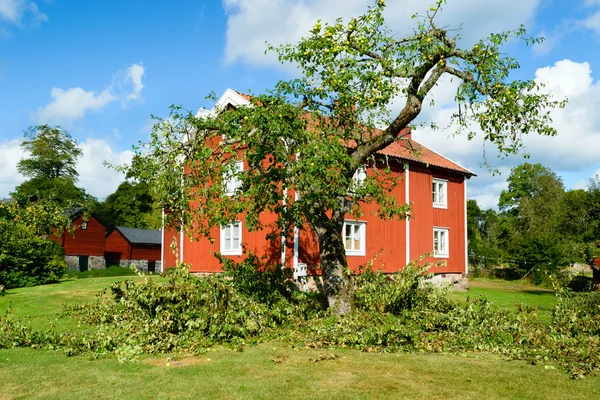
left=2, top=0, right=600, bottom=209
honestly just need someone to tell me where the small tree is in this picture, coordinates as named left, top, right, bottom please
left=133, top=1, right=565, bottom=314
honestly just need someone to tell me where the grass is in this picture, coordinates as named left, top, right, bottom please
left=450, top=278, right=557, bottom=321
left=63, top=265, right=138, bottom=279
left=0, top=277, right=599, bottom=399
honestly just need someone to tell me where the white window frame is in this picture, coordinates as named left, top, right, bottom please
left=433, top=227, right=449, bottom=258
left=80, top=222, right=88, bottom=230
left=224, top=160, right=244, bottom=196
left=343, top=220, right=366, bottom=256
left=348, top=165, right=367, bottom=193
left=432, top=178, right=448, bottom=209
left=220, top=221, right=242, bottom=255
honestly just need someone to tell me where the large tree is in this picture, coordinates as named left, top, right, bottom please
left=133, top=1, right=564, bottom=314
left=12, top=125, right=94, bottom=207
left=17, top=125, right=82, bottom=182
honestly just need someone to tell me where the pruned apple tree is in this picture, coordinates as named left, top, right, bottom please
left=130, top=0, right=565, bottom=315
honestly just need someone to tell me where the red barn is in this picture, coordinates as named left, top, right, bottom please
left=50, top=207, right=106, bottom=271
left=105, top=226, right=162, bottom=273
left=162, top=89, right=474, bottom=286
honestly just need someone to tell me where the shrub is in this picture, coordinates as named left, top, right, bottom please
left=0, top=219, right=66, bottom=289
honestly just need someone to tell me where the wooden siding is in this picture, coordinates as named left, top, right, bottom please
left=297, top=161, right=408, bottom=273
left=162, top=227, right=180, bottom=269
left=182, top=210, right=281, bottom=273
left=409, top=165, right=466, bottom=274
left=169, top=157, right=468, bottom=276
left=131, top=245, right=161, bottom=261
left=104, top=229, right=131, bottom=261
left=54, top=215, right=105, bottom=256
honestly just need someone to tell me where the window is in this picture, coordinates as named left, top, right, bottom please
left=433, top=227, right=449, bottom=258
left=224, top=160, right=244, bottom=196
left=220, top=221, right=242, bottom=255
left=349, top=165, right=367, bottom=194
left=432, top=178, right=447, bottom=208
left=80, top=222, right=88, bottom=230
left=343, top=221, right=366, bottom=256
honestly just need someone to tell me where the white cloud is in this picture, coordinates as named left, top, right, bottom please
left=125, top=63, right=145, bottom=101
left=582, top=10, right=600, bottom=34
left=0, top=137, right=133, bottom=200
left=37, top=87, right=116, bottom=124
left=0, top=0, right=46, bottom=24
left=77, top=139, right=133, bottom=200
left=0, top=138, right=26, bottom=198
left=223, top=0, right=540, bottom=68
left=36, top=63, right=146, bottom=124
left=411, top=59, right=600, bottom=209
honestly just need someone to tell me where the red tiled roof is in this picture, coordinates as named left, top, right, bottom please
left=229, top=90, right=474, bottom=177
left=378, top=138, right=475, bottom=176
left=234, top=90, right=252, bottom=101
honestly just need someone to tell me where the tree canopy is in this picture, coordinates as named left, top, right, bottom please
left=17, top=125, right=82, bottom=182
left=131, top=1, right=565, bottom=314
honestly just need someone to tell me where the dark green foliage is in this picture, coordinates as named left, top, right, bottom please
left=469, top=164, right=600, bottom=280
left=0, top=218, right=66, bottom=289
left=12, top=177, right=96, bottom=208
left=94, top=181, right=159, bottom=230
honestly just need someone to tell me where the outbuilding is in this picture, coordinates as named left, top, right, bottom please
left=105, top=226, right=162, bottom=273
left=50, top=207, right=106, bottom=271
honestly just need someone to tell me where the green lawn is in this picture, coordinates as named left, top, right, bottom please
left=450, top=278, right=557, bottom=320
left=0, top=277, right=598, bottom=399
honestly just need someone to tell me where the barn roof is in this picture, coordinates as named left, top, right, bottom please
left=226, top=89, right=475, bottom=177
left=115, top=226, right=162, bottom=246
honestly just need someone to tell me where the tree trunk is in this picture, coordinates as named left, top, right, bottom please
left=314, top=218, right=354, bottom=315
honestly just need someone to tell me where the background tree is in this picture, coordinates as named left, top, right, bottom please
left=133, top=1, right=565, bottom=314
left=17, top=125, right=81, bottom=181
left=95, top=180, right=160, bottom=231
left=12, top=125, right=95, bottom=208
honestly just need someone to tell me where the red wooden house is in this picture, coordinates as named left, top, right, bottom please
left=162, top=89, right=474, bottom=284
left=50, top=207, right=106, bottom=271
left=105, top=226, right=162, bottom=273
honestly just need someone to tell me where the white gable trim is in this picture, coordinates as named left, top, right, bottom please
left=196, top=88, right=252, bottom=118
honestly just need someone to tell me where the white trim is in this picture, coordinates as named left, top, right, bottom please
left=433, top=227, right=449, bottom=258
left=293, top=190, right=299, bottom=271
left=432, top=178, right=448, bottom=209
left=281, top=188, right=288, bottom=269
left=224, top=160, right=244, bottom=196
left=293, top=152, right=300, bottom=272
left=464, top=179, right=468, bottom=276
left=179, top=225, right=184, bottom=263
left=405, top=163, right=410, bottom=265
left=196, top=88, right=252, bottom=118
left=160, top=208, right=165, bottom=272
left=343, top=220, right=366, bottom=257
left=220, top=221, right=243, bottom=256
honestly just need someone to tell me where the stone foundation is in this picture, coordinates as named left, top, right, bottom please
left=64, top=255, right=106, bottom=271
left=425, top=273, right=469, bottom=291
left=116, top=260, right=162, bottom=273
left=290, top=272, right=468, bottom=292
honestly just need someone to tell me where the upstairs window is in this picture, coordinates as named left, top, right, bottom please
left=220, top=221, right=242, bottom=255
left=432, top=178, right=447, bottom=209
left=433, top=227, right=449, bottom=258
left=224, top=160, right=244, bottom=196
left=343, top=220, right=366, bottom=256
left=349, top=165, right=367, bottom=194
